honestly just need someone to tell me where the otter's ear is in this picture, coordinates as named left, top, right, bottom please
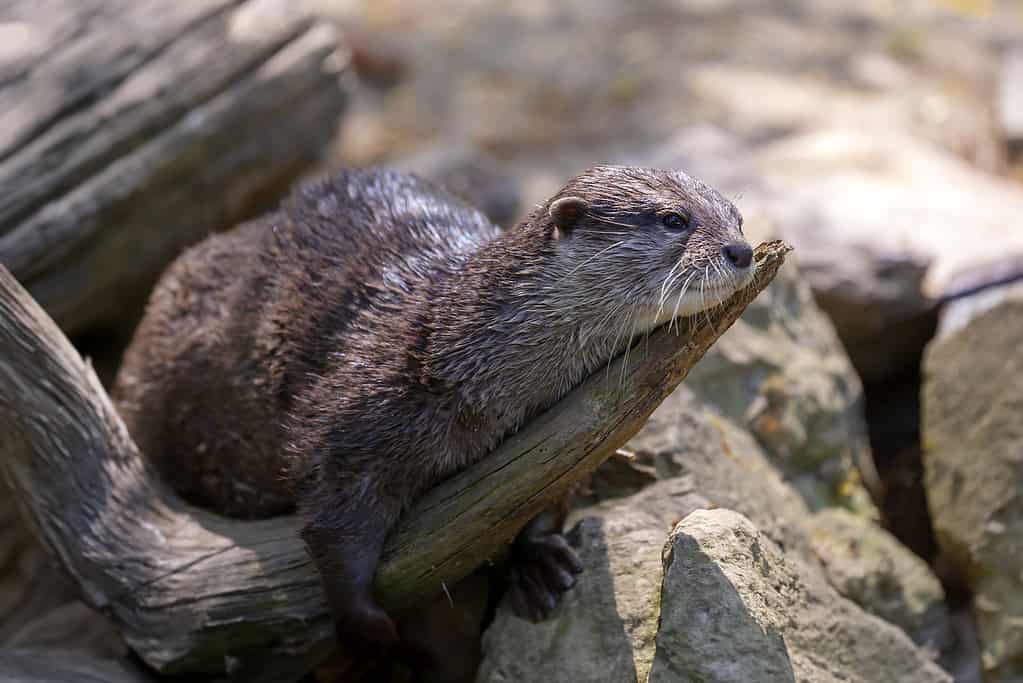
left=549, top=196, right=589, bottom=238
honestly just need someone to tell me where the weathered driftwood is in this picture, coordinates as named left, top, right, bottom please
left=0, top=0, right=350, bottom=335
left=0, top=241, right=790, bottom=679
left=0, top=649, right=154, bottom=683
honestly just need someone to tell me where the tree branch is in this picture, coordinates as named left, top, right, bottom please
left=0, top=0, right=350, bottom=334
left=0, top=650, right=154, bottom=683
left=0, top=241, right=790, bottom=678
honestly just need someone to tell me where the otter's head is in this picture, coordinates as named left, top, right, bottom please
left=545, top=165, right=754, bottom=331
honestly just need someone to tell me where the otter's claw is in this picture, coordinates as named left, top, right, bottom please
left=507, top=532, right=584, bottom=622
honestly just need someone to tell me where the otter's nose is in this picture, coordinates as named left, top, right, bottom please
left=722, top=242, right=753, bottom=269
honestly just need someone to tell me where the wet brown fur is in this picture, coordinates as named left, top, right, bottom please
left=112, top=164, right=751, bottom=652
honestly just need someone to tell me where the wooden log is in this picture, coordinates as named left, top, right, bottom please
left=0, top=241, right=790, bottom=679
left=0, top=0, right=350, bottom=335
left=0, top=649, right=154, bottom=683
left=5, top=602, right=126, bottom=661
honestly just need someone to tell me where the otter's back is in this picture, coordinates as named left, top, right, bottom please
left=113, top=168, right=502, bottom=518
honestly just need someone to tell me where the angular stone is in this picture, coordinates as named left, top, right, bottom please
left=476, top=513, right=661, bottom=683
left=684, top=258, right=877, bottom=512
left=479, top=387, right=814, bottom=683
left=754, top=127, right=1023, bottom=384
left=651, top=509, right=952, bottom=683
left=592, top=386, right=817, bottom=560
left=806, top=507, right=950, bottom=653
left=923, top=288, right=1023, bottom=681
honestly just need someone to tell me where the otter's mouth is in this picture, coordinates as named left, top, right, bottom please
left=700, top=267, right=757, bottom=303
left=643, top=262, right=756, bottom=329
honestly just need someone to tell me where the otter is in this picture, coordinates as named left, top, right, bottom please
left=112, top=164, right=754, bottom=652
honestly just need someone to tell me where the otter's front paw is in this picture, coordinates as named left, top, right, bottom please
left=507, top=531, right=584, bottom=622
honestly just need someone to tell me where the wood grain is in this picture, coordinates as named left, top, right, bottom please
left=0, top=649, right=153, bottom=683
left=0, top=0, right=350, bottom=333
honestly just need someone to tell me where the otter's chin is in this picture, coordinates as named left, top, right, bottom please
left=672, top=286, right=734, bottom=315
left=640, top=269, right=754, bottom=331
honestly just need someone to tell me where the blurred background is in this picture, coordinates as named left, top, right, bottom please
left=2, top=1, right=1023, bottom=681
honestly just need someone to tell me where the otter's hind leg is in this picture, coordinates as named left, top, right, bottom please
left=299, top=479, right=402, bottom=647
left=506, top=502, right=584, bottom=622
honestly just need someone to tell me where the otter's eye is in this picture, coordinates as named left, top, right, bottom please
left=662, top=213, right=690, bottom=231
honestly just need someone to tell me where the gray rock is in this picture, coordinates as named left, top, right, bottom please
left=754, top=127, right=1023, bottom=384
left=651, top=509, right=952, bottom=683
left=937, top=255, right=1023, bottom=339
left=684, top=258, right=878, bottom=512
left=476, top=512, right=661, bottom=683
left=588, top=385, right=817, bottom=561
left=480, top=387, right=958, bottom=682
left=480, top=388, right=814, bottom=682
left=805, top=508, right=950, bottom=654
left=757, top=127, right=1023, bottom=298
left=923, top=287, right=1023, bottom=682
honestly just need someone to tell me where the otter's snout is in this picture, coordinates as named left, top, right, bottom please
left=722, top=242, right=753, bottom=269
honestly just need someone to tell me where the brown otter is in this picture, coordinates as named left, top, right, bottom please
left=112, top=164, right=754, bottom=653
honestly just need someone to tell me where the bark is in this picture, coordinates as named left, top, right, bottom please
left=0, top=241, right=790, bottom=679
left=0, top=0, right=350, bottom=334
left=0, top=650, right=154, bottom=683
